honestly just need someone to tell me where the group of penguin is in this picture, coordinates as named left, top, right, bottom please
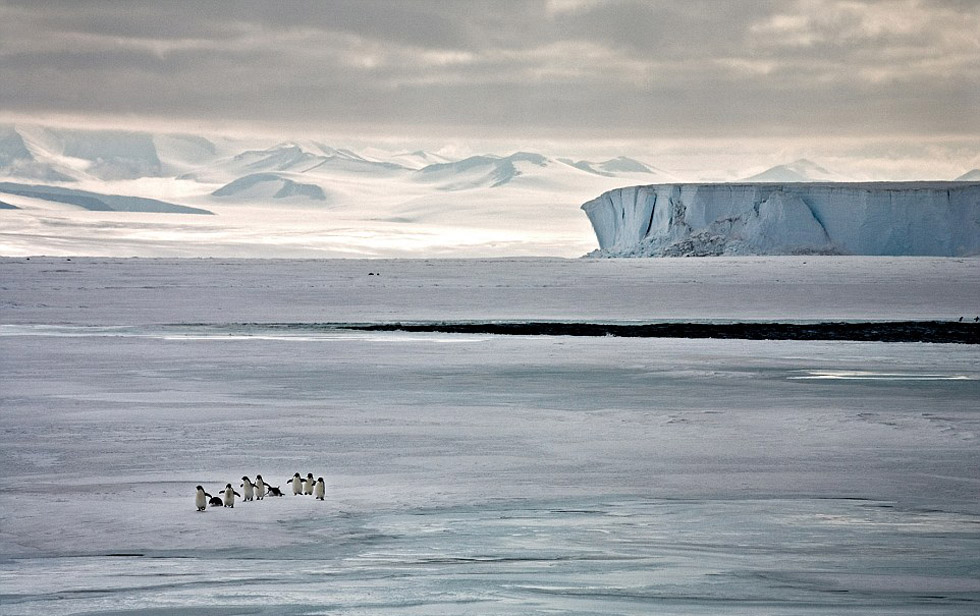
left=195, top=472, right=325, bottom=511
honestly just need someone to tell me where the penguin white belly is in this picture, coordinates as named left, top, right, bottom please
left=314, top=481, right=325, bottom=500
left=292, top=478, right=303, bottom=495
left=243, top=483, right=254, bottom=501
left=195, top=490, right=207, bottom=510
left=256, top=481, right=266, bottom=499
left=224, top=488, right=236, bottom=507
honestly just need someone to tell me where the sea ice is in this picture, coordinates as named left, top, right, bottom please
left=0, top=258, right=977, bottom=614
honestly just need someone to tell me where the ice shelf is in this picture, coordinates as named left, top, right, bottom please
left=582, top=182, right=980, bottom=257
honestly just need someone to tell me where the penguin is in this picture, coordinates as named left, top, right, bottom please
left=254, top=474, right=267, bottom=500
left=267, top=486, right=284, bottom=497
left=314, top=477, right=325, bottom=500
left=290, top=472, right=303, bottom=495
left=303, top=473, right=315, bottom=495
left=195, top=485, right=208, bottom=511
left=241, top=476, right=255, bottom=502
left=208, top=494, right=224, bottom=508
left=223, top=483, right=242, bottom=508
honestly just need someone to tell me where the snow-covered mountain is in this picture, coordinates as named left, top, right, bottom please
left=0, top=127, right=33, bottom=167
left=582, top=182, right=980, bottom=257
left=954, top=169, right=980, bottom=181
left=2, top=125, right=232, bottom=183
left=211, top=173, right=329, bottom=202
left=411, top=152, right=677, bottom=193
left=559, top=156, right=677, bottom=180
left=415, top=152, right=551, bottom=190
left=0, top=126, right=78, bottom=182
left=59, top=129, right=163, bottom=180
left=223, top=142, right=407, bottom=177
left=740, top=159, right=849, bottom=182
left=387, top=150, right=453, bottom=170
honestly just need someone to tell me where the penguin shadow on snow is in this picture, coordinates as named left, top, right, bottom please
left=195, top=473, right=324, bottom=511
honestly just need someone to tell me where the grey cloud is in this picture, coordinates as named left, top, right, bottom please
left=0, top=0, right=976, bottom=140
left=552, top=0, right=779, bottom=57
left=2, top=1, right=243, bottom=41
left=8, top=1, right=480, bottom=49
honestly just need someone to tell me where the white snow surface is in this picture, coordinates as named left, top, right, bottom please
left=0, top=257, right=978, bottom=614
left=582, top=182, right=980, bottom=257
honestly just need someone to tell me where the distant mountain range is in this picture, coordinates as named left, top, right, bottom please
left=0, top=125, right=682, bottom=214
left=2, top=124, right=977, bottom=258
left=3, top=125, right=976, bottom=208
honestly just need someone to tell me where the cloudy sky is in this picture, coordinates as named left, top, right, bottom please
left=1, top=0, right=977, bottom=175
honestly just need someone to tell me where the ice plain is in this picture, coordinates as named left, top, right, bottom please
left=1, top=256, right=979, bottom=615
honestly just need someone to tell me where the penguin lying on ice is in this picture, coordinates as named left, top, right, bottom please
left=208, top=494, right=224, bottom=508
left=267, top=486, right=284, bottom=497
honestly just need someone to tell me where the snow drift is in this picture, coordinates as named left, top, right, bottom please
left=582, top=182, right=980, bottom=257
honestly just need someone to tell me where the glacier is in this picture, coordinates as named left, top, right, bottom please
left=581, top=182, right=980, bottom=257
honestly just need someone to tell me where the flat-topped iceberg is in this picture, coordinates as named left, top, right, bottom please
left=581, top=182, right=980, bottom=257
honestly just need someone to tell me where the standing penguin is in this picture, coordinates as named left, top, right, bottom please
left=223, top=483, right=242, bottom=508
left=241, top=476, right=255, bottom=502
left=254, top=475, right=267, bottom=500
left=314, top=477, right=325, bottom=500
left=195, top=485, right=208, bottom=511
left=303, top=473, right=315, bottom=495
left=290, top=472, right=303, bottom=495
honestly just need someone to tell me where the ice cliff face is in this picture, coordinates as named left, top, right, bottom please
left=581, top=183, right=980, bottom=257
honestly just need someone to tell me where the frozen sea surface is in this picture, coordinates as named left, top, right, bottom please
left=1, top=257, right=978, bottom=614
